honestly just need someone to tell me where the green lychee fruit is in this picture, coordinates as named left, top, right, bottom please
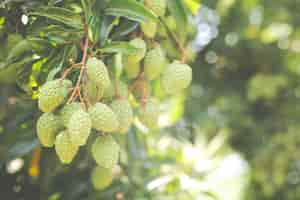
left=144, top=46, right=166, bottom=80
left=67, top=109, right=92, bottom=146
left=139, top=99, right=160, bottom=129
left=123, top=57, right=140, bottom=79
left=36, top=112, right=62, bottom=147
left=86, top=79, right=104, bottom=104
left=59, top=102, right=81, bottom=126
left=161, top=62, right=192, bottom=94
left=88, top=103, right=119, bottom=132
left=141, top=20, right=157, bottom=38
left=38, top=79, right=72, bottom=112
left=55, top=130, right=79, bottom=164
left=91, top=135, right=120, bottom=168
left=110, top=99, right=133, bottom=134
left=127, top=38, right=147, bottom=63
left=86, top=57, right=110, bottom=90
left=103, top=81, right=129, bottom=100
left=145, top=0, right=167, bottom=17
left=91, top=166, right=113, bottom=190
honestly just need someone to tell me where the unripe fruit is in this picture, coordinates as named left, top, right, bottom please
left=103, top=81, right=129, bottom=100
left=91, top=166, right=113, bottom=190
left=141, top=20, right=157, bottom=38
left=38, top=79, right=72, bottom=112
left=67, top=109, right=92, bottom=146
left=110, top=99, right=133, bottom=134
left=86, top=57, right=110, bottom=90
left=55, top=130, right=79, bottom=164
left=145, top=0, right=167, bottom=17
left=86, top=79, right=104, bottom=103
left=127, top=38, right=147, bottom=63
left=59, top=102, right=81, bottom=126
left=91, top=135, right=120, bottom=168
left=88, top=103, right=119, bottom=132
left=139, top=99, right=160, bottom=129
left=144, top=46, right=166, bottom=80
left=124, top=58, right=140, bottom=79
left=37, top=113, right=62, bottom=147
left=161, top=62, right=192, bottom=94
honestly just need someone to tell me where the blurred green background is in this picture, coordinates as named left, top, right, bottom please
left=1, top=0, right=300, bottom=199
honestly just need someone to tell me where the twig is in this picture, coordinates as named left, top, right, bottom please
left=60, top=63, right=82, bottom=80
left=129, top=72, right=145, bottom=93
left=159, top=17, right=187, bottom=63
left=67, top=36, right=89, bottom=104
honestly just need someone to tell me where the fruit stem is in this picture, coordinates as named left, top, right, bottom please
left=67, top=35, right=90, bottom=105
left=60, top=63, right=82, bottom=80
left=159, top=17, right=187, bottom=63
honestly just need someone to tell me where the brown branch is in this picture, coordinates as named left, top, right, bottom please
left=60, top=63, right=82, bottom=80
left=67, top=36, right=89, bottom=105
left=159, top=17, right=187, bottom=63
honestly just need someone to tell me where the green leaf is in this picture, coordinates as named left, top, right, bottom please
left=105, top=0, right=157, bottom=22
left=8, top=139, right=39, bottom=159
left=81, top=0, right=92, bottom=20
left=168, top=0, right=188, bottom=40
left=99, top=42, right=141, bottom=54
left=88, top=15, right=102, bottom=44
left=46, top=45, right=78, bottom=81
left=7, top=40, right=32, bottom=60
left=98, top=16, right=116, bottom=46
left=111, top=20, right=139, bottom=39
left=29, top=6, right=83, bottom=29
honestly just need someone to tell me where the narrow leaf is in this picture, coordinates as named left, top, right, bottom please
left=29, top=7, right=83, bottom=29
left=168, top=0, right=188, bottom=40
left=99, top=42, right=141, bottom=54
left=105, top=0, right=157, bottom=22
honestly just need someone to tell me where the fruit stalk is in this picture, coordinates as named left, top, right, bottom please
left=67, top=35, right=89, bottom=105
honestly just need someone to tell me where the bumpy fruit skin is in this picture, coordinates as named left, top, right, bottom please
left=145, top=0, right=167, bottom=16
left=86, top=79, right=104, bottom=104
left=127, top=38, right=147, bottom=63
left=38, top=79, right=72, bottom=112
left=91, top=166, right=113, bottom=190
left=55, top=130, right=79, bottom=164
left=67, top=109, right=92, bottom=146
left=103, top=81, right=129, bottom=100
left=86, top=57, right=110, bottom=90
left=37, top=113, right=62, bottom=147
left=59, top=102, right=81, bottom=126
left=144, top=46, right=166, bottom=80
left=91, top=135, right=120, bottom=168
left=88, top=103, right=119, bottom=132
left=141, top=20, right=157, bottom=38
left=124, top=58, right=140, bottom=79
left=161, top=62, right=192, bottom=94
left=110, top=99, right=133, bottom=134
left=139, top=99, right=160, bottom=129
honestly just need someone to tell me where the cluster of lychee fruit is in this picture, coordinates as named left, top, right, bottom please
left=36, top=0, right=192, bottom=190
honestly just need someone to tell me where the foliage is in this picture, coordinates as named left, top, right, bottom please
left=192, top=0, right=300, bottom=199
left=1, top=0, right=299, bottom=200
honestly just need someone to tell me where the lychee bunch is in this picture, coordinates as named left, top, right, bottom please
left=34, top=0, right=195, bottom=190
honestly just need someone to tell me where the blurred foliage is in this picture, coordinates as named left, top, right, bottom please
left=0, top=0, right=299, bottom=200
left=189, top=0, right=300, bottom=199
